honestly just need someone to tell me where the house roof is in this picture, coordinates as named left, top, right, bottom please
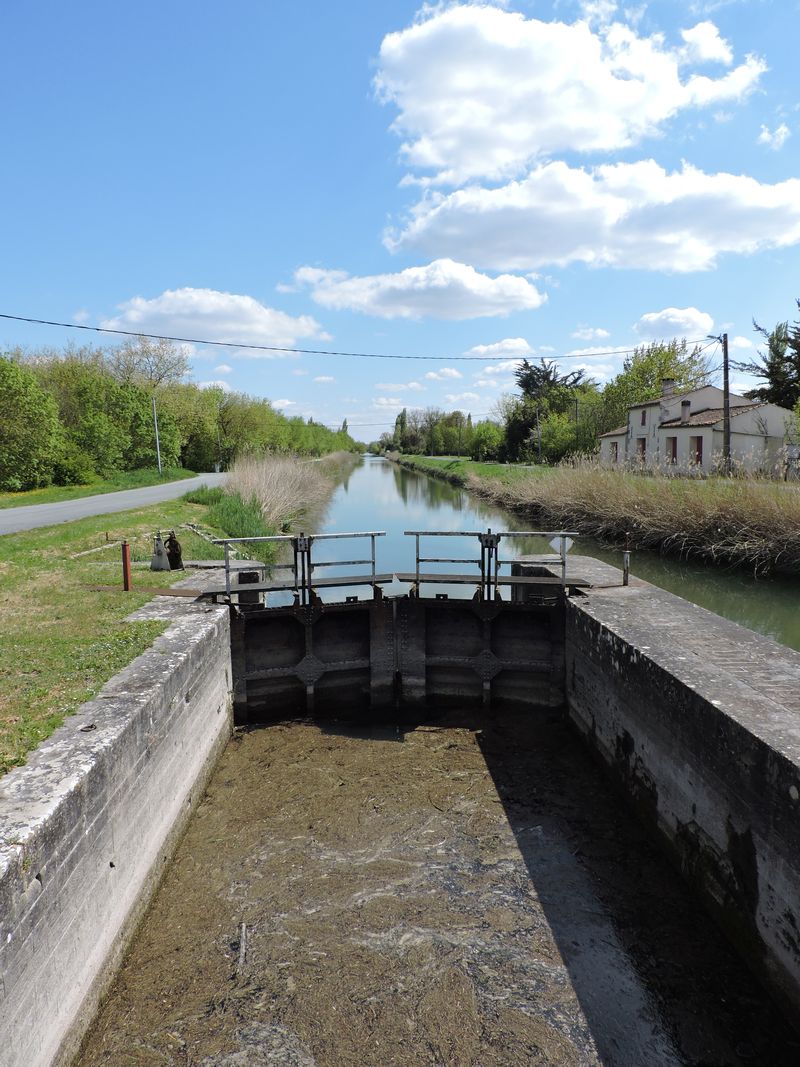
left=599, top=425, right=627, bottom=438
left=659, top=403, right=765, bottom=428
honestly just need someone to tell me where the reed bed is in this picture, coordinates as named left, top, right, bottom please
left=225, top=454, right=335, bottom=531
left=468, top=459, right=800, bottom=575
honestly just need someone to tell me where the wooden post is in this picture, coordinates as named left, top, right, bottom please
left=121, top=540, right=132, bottom=591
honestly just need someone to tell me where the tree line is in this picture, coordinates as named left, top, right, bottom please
left=0, top=339, right=359, bottom=492
left=376, top=339, right=713, bottom=463
left=375, top=306, right=800, bottom=465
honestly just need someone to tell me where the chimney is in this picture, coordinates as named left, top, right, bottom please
left=680, top=399, right=691, bottom=424
left=661, top=378, right=675, bottom=398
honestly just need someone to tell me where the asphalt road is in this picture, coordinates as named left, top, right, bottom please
left=0, top=473, right=227, bottom=535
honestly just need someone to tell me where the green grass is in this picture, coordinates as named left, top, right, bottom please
left=182, top=485, right=278, bottom=564
left=395, top=453, right=800, bottom=576
left=0, top=498, right=227, bottom=776
left=395, top=454, right=536, bottom=486
left=0, top=467, right=199, bottom=509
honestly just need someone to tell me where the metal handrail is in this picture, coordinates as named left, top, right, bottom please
left=404, top=528, right=577, bottom=597
left=211, top=531, right=386, bottom=602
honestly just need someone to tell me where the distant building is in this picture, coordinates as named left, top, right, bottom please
left=598, top=380, right=796, bottom=474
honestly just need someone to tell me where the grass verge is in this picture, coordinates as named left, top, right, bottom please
left=0, top=500, right=228, bottom=776
left=394, top=453, right=800, bottom=576
left=1, top=454, right=348, bottom=776
left=0, top=467, right=198, bottom=509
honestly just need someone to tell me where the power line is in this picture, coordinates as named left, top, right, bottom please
left=0, top=311, right=712, bottom=364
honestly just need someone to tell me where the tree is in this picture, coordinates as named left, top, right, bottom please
left=0, top=357, right=62, bottom=490
left=515, top=358, right=589, bottom=414
left=599, top=340, right=711, bottom=434
left=469, top=420, right=503, bottom=461
left=107, top=336, right=190, bottom=389
left=734, top=305, right=800, bottom=410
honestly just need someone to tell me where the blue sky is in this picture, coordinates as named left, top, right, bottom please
left=2, top=0, right=799, bottom=438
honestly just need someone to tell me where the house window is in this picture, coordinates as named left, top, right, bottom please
left=689, top=435, right=703, bottom=465
left=610, top=441, right=618, bottom=463
left=666, top=436, right=677, bottom=463
left=640, top=409, right=647, bottom=426
left=636, top=437, right=647, bottom=458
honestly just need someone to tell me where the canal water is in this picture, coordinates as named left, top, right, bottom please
left=313, top=457, right=800, bottom=653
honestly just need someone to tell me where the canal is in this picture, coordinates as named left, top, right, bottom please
left=314, top=457, right=800, bottom=652
left=76, top=457, right=800, bottom=1066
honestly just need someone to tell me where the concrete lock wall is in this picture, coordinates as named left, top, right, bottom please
left=565, top=580, right=800, bottom=1019
left=0, top=598, right=233, bottom=1067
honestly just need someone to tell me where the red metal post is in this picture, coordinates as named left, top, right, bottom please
left=122, top=540, right=132, bottom=591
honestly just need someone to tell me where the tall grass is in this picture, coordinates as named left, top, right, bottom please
left=225, top=454, right=334, bottom=530
left=469, top=458, right=800, bottom=575
left=183, top=455, right=340, bottom=564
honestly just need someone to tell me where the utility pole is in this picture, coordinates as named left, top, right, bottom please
left=722, top=332, right=731, bottom=475
left=152, top=392, right=162, bottom=475
left=708, top=332, right=731, bottom=475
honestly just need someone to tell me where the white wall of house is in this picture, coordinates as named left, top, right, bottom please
left=601, top=389, right=795, bottom=473
left=660, top=427, right=712, bottom=470
left=599, top=434, right=626, bottom=465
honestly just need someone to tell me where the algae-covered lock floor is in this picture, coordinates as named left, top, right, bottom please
left=79, top=712, right=798, bottom=1067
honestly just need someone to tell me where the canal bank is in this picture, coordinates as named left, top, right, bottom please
left=2, top=457, right=800, bottom=1064
left=392, top=451, right=800, bottom=580
left=380, top=455, right=800, bottom=653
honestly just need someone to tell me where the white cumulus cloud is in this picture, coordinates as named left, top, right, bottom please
left=445, top=392, right=481, bottom=404
left=571, top=326, right=610, bottom=340
left=376, top=5, right=763, bottom=184
left=636, top=306, right=714, bottom=338
left=463, top=337, right=534, bottom=358
left=101, top=287, right=328, bottom=355
left=272, top=398, right=296, bottom=408
left=731, top=335, right=754, bottom=349
left=680, top=21, right=733, bottom=65
left=294, top=259, right=545, bottom=319
left=213, top=363, right=233, bottom=374
left=757, top=123, right=790, bottom=151
left=390, top=160, right=800, bottom=273
left=313, top=375, right=335, bottom=383
left=478, top=358, right=527, bottom=376
left=425, top=367, right=463, bottom=381
left=375, top=380, right=424, bottom=391
left=198, top=380, right=232, bottom=392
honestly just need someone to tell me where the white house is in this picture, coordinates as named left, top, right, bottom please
left=598, top=380, right=796, bottom=474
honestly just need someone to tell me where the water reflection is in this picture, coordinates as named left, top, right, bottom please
left=298, top=458, right=800, bottom=651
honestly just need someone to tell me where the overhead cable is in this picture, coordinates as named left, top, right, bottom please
left=0, top=312, right=712, bottom=364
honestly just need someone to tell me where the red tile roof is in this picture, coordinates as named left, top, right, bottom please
left=659, top=403, right=764, bottom=428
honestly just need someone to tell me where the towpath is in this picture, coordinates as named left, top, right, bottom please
left=0, top=473, right=227, bottom=535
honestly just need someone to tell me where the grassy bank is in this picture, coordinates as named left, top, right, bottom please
left=0, top=454, right=346, bottom=775
left=0, top=466, right=198, bottom=509
left=0, top=500, right=225, bottom=775
left=394, top=454, right=800, bottom=576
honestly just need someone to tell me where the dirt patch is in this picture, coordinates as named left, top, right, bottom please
left=78, top=712, right=799, bottom=1066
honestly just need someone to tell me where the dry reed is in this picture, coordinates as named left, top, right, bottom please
left=465, top=459, right=800, bottom=575
left=225, top=454, right=335, bottom=532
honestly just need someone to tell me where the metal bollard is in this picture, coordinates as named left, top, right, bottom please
left=622, top=531, right=631, bottom=587
left=121, top=540, right=132, bottom=591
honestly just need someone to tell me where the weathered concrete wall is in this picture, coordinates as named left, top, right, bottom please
left=564, top=564, right=800, bottom=1019
left=0, top=596, right=233, bottom=1067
